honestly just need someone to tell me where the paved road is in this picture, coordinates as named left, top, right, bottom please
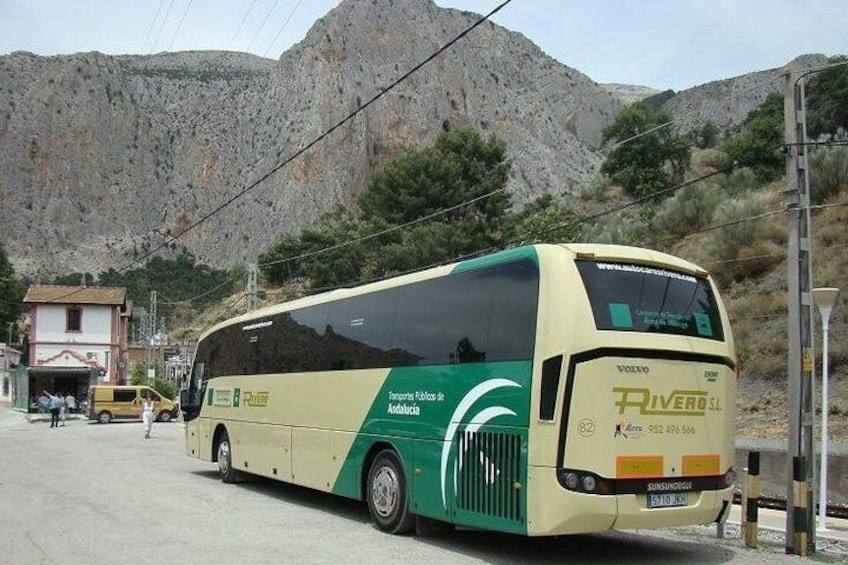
left=0, top=407, right=843, bottom=565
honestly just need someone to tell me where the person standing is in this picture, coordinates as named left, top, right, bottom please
left=58, top=391, right=66, bottom=426
left=44, top=390, right=62, bottom=428
left=65, top=392, right=77, bottom=415
left=141, top=395, right=155, bottom=439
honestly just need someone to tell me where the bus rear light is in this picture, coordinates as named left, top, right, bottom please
left=559, top=469, right=611, bottom=494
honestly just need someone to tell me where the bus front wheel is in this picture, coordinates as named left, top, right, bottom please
left=217, top=429, right=242, bottom=483
left=366, top=449, right=414, bottom=534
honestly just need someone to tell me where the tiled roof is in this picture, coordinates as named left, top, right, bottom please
left=23, top=285, right=127, bottom=306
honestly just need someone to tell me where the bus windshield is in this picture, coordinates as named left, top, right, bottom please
left=576, top=260, right=724, bottom=341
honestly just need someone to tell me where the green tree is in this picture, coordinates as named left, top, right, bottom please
left=502, top=194, right=583, bottom=245
left=152, top=377, right=176, bottom=400
left=808, top=56, right=848, bottom=138
left=359, top=125, right=510, bottom=224
left=54, top=251, right=237, bottom=332
left=692, top=121, right=719, bottom=149
left=129, top=362, right=146, bottom=385
left=0, top=242, right=26, bottom=343
left=357, top=126, right=512, bottom=277
left=259, top=207, right=369, bottom=288
left=600, top=102, right=692, bottom=198
left=261, top=126, right=513, bottom=287
left=719, top=92, right=784, bottom=183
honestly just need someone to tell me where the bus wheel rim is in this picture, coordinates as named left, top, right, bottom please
left=371, top=466, right=399, bottom=518
left=218, top=441, right=231, bottom=476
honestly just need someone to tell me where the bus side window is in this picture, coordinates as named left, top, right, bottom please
left=539, top=355, right=563, bottom=421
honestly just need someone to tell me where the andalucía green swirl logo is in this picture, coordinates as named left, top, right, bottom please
left=440, top=378, right=521, bottom=508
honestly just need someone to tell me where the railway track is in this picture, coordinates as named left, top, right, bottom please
left=733, top=492, right=848, bottom=520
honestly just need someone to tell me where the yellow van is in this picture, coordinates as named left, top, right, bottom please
left=88, top=385, right=177, bottom=424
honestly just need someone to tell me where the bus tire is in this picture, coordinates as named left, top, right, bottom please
left=366, top=449, right=415, bottom=534
left=97, top=411, right=112, bottom=424
left=217, top=429, right=242, bottom=484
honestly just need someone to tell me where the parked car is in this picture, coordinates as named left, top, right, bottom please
left=88, top=385, right=178, bottom=424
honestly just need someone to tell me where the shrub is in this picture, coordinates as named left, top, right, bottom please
left=809, top=146, right=848, bottom=205
left=579, top=175, right=613, bottom=201
left=652, top=184, right=721, bottom=237
left=719, top=168, right=762, bottom=199
left=152, top=377, right=176, bottom=400
left=579, top=208, right=650, bottom=245
left=702, top=195, right=782, bottom=286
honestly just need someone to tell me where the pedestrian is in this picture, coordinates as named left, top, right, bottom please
left=142, top=394, right=155, bottom=439
left=58, top=391, right=66, bottom=425
left=65, top=392, right=77, bottom=415
left=44, top=390, right=62, bottom=428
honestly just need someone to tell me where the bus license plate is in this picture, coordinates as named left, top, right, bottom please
left=647, top=493, right=688, bottom=508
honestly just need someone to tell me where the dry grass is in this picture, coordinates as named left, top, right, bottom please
left=738, top=374, right=848, bottom=442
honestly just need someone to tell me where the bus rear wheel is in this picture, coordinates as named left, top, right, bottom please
left=217, top=429, right=242, bottom=483
left=366, top=449, right=414, bottom=534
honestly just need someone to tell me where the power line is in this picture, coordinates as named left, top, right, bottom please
left=118, top=0, right=515, bottom=274
left=262, top=0, right=304, bottom=58
left=257, top=187, right=506, bottom=269
left=167, top=0, right=194, bottom=51
left=640, top=208, right=786, bottom=248
left=157, top=272, right=243, bottom=306
left=149, top=0, right=177, bottom=54
left=601, top=71, right=786, bottom=154
left=228, top=0, right=260, bottom=50
left=141, top=0, right=167, bottom=54
left=245, top=0, right=281, bottom=53
left=228, top=57, right=794, bottom=298
left=28, top=0, right=516, bottom=308
left=517, top=165, right=732, bottom=245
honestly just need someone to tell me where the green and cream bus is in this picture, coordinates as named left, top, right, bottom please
left=180, top=243, right=737, bottom=536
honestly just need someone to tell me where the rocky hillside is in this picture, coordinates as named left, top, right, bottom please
left=0, top=0, right=826, bottom=277
left=659, top=54, right=828, bottom=133
left=0, top=0, right=621, bottom=277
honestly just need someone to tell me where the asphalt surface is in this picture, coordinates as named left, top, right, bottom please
left=1, top=406, right=845, bottom=565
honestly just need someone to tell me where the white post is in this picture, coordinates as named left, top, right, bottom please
left=813, top=287, right=839, bottom=532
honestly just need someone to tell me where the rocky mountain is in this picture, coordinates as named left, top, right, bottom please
left=602, top=83, right=662, bottom=105
left=0, top=0, right=824, bottom=277
left=659, top=54, right=828, bottom=133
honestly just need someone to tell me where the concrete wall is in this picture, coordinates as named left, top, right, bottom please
left=735, top=438, right=848, bottom=505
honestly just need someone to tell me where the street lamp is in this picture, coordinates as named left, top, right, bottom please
left=812, top=287, right=839, bottom=531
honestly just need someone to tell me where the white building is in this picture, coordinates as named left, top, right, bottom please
left=18, top=285, right=130, bottom=409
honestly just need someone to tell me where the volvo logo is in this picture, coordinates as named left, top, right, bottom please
left=617, top=365, right=650, bottom=374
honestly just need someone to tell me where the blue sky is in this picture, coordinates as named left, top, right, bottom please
left=1, top=0, right=844, bottom=91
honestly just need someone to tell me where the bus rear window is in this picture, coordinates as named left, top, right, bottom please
left=576, top=261, right=724, bottom=341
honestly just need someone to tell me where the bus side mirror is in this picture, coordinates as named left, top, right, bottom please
left=180, top=389, right=198, bottom=409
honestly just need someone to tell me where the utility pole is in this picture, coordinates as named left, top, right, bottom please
left=146, top=291, right=158, bottom=382
left=247, top=263, right=258, bottom=311
left=783, top=64, right=816, bottom=555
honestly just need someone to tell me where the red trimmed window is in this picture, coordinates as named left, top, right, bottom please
left=66, top=306, right=82, bottom=332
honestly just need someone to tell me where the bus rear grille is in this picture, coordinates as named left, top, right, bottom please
left=456, top=431, right=523, bottom=522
